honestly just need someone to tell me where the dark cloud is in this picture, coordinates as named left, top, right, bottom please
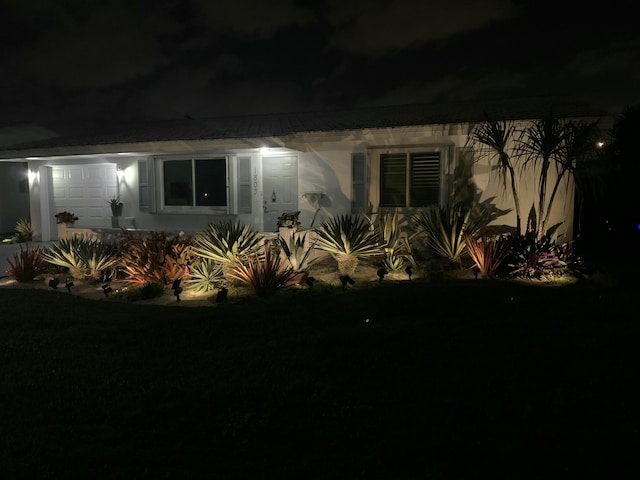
left=1, top=0, right=639, bottom=131
left=326, top=0, right=519, bottom=55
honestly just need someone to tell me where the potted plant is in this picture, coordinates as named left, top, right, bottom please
left=55, top=211, right=79, bottom=225
left=107, top=196, right=124, bottom=217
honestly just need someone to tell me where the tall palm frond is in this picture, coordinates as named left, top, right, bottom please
left=468, top=119, right=522, bottom=234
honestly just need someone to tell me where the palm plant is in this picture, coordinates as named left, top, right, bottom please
left=541, top=119, right=599, bottom=236
left=517, top=115, right=565, bottom=235
left=313, top=214, right=383, bottom=276
left=228, top=243, right=298, bottom=296
left=192, top=220, right=264, bottom=271
left=467, top=119, right=522, bottom=235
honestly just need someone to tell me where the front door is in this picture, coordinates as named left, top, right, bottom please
left=262, top=156, right=298, bottom=232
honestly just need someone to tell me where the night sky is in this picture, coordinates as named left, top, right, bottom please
left=2, top=0, right=639, bottom=132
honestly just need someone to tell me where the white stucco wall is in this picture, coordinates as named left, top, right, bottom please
left=15, top=119, right=577, bottom=243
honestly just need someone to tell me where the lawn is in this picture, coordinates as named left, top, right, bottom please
left=1, top=279, right=638, bottom=479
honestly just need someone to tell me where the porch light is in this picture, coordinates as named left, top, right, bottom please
left=116, top=168, right=125, bottom=180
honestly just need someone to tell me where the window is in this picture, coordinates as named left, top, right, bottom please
left=155, top=156, right=230, bottom=212
left=380, top=152, right=440, bottom=207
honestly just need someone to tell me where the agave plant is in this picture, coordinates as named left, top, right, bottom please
left=412, top=204, right=472, bottom=264
left=277, top=231, right=317, bottom=272
left=42, top=235, right=120, bottom=281
left=228, top=243, right=298, bottom=296
left=182, top=259, right=225, bottom=293
left=374, top=209, right=415, bottom=271
left=7, top=244, right=46, bottom=282
left=313, top=214, right=383, bottom=276
left=412, top=202, right=495, bottom=265
left=192, top=220, right=264, bottom=270
left=14, top=218, right=34, bottom=243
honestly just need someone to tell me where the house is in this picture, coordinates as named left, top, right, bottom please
left=0, top=98, right=607, bottom=243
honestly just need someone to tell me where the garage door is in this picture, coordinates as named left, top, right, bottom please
left=52, top=164, right=118, bottom=228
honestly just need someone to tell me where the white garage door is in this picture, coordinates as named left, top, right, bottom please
left=52, top=164, right=118, bottom=228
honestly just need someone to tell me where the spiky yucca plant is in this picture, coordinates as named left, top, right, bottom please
left=228, top=243, right=298, bottom=296
left=463, top=233, right=514, bottom=278
left=42, top=235, right=120, bottom=280
left=412, top=204, right=472, bottom=264
left=374, top=209, right=415, bottom=271
left=7, top=244, right=46, bottom=282
left=183, top=259, right=225, bottom=293
left=14, top=218, right=34, bottom=242
left=192, top=220, right=264, bottom=271
left=412, top=203, right=493, bottom=265
left=278, top=232, right=316, bottom=272
left=313, top=214, right=383, bottom=276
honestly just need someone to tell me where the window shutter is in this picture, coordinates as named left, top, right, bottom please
left=410, top=152, right=440, bottom=206
left=138, top=159, right=149, bottom=210
left=238, top=156, right=252, bottom=214
left=351, top=153, right=367, bottom=213
left=380, top=153, right=407, bottom=207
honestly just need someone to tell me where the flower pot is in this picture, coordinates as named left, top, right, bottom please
left=111, top=216, right=120, bottom=228
left=110, top=203, right=123, bottom=216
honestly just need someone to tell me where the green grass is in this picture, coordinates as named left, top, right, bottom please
left=1, top=280, right=638, bottom=479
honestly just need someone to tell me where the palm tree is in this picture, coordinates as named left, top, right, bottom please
left=467, top=119, right=522, bottom=235
left=542, top=119, right=600, bottom=236
left=517, top=114, right=565, bottom=235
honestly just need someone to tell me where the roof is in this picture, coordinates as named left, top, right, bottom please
left=0, top=96, right=608, bottom=155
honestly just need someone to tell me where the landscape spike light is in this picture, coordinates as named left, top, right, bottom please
left=305, top=276, right=316, bottom=289
left=377, top=268, right=388, bottom=284
left=405, top=265, right=412, bottom=280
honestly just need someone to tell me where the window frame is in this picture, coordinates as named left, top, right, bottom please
left=153, top=154, right=233, bottom=214
left=372, top=146, right=449, bottom=209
